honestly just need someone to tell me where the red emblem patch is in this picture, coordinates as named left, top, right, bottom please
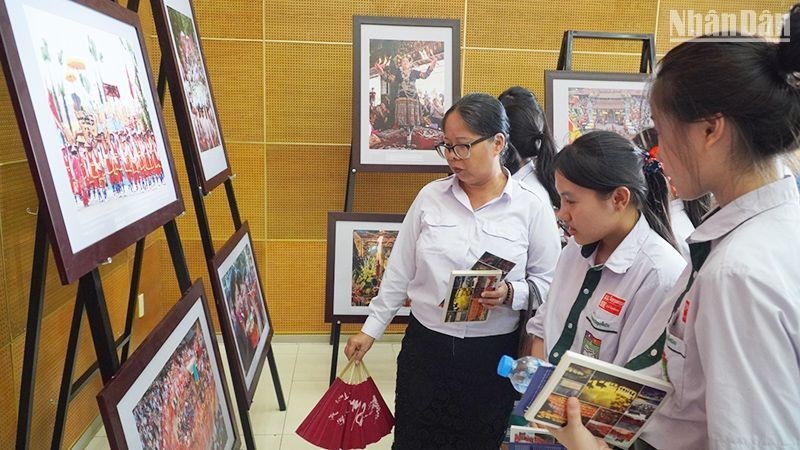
left=682, top=300, right=691, bottom=323
left=598, top=293, right=626, bottom=316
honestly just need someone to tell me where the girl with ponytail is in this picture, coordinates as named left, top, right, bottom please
left=527, top=130, right=686, bottom=375
left=547, top=4, right=800, bottom=449
left=499, top=86, right=560, bottom=209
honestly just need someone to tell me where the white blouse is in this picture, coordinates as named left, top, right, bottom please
left=644, top=176, right=800, bottom=449
left=362, top=171, right=561, bottom=340
left=527, top=214, right=686, bottom=373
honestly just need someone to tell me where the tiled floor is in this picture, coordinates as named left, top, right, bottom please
left=80, top=338, right=402, bottom=449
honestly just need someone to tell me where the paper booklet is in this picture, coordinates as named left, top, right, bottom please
left=507, top=425, right=562, bottom=449
left=472, top=251, right=516, bottom=278
left=521, top=351, right=672, bottom=449
left=441, top=269, right=501, bottom=323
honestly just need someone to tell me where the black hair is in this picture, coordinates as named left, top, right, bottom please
left=632, top=128, right=712, bottom=227
left=443, top=93, right=510, bottom=165
left=651, top=4, right=800, bottom=169
left=498, top=86, right=560, bottom=208
left=554, top=130, right=677, bottom=249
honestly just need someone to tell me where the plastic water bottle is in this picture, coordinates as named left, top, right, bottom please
left=497, top=355, right=550, bottom=393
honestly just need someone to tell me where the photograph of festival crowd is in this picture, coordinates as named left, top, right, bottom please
left=220, top=235, right=268, bottom=379
left=367, top=39, right=446, bottom=151
left=211, top=222, right=272, bottom=402
left=131, top=320, right=229, bottom=449
left=96, top=282, right=237, bottom=450
left=35, top=22, right=167, bottom=209
left=167, top=5, right=221, bottom=153
left=0, top=0, right=182, bottom=283
left=351, top=228, right=398, bottom=307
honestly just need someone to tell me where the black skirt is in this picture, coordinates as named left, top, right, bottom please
left=393, top=315, right=519, bottom=450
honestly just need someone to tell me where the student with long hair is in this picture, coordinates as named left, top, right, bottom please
left=499, top=86, right=560, bottom=209
left=549, top=6, right=800, bottom=449
left=527, top=131, right=685, bottom=375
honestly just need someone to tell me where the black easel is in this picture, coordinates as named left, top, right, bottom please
left=556, top=30, right=656, bottom=73
left=145, top=12, right=286, bottom=450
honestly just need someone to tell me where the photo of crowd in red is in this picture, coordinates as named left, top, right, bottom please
left=565, top=87, right=649, bottom=143
left=132, top=320, right=228, bottom=449
left=167, top=5, right=222, bottom=153
left=367, top=39, right=446, bottom=150
left=221, top=241, right=268, bottom=377
left=35, top=28, right=167, bottom=209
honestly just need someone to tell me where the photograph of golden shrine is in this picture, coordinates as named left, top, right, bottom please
left=350, top=229, right=398, bottom=307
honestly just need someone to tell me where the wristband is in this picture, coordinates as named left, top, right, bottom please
left=504, top=280, right=514, bottom=305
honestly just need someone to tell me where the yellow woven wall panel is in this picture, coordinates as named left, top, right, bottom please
left=203, top=39, right=265, bottom=142
left=193, top=0, right=264, bottom=40
left=0, top=240, right=8, bottom=346
left=351, top=172, right=444, bottom=213
left=265, top=0, right=464, bottom=42
left=0, top=65, right=25, bottom=164
left=207, top=143, right=265, bottom=241
left=64, top=376, right=104, bottom=450
left=10, top=297, right=102, bottom=450
left=466, top=0, right=657, bottom=53
left=0, top=163, right=77, bottom=337
left=655, top=0, right=795, bottom=54
left=0, top=344, right=14, bottom=449
left=265, top=144, right=350, bottom=240
left=264, top=240, right=405, bottom=334
left=265, top=42, right=351, bottom=144
left=463, top=50, right=557, bottom=100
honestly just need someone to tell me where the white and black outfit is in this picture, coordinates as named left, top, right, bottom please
left=363, top=171, right=561, bottom=449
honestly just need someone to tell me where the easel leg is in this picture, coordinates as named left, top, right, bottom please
left=51, top=295, right=85, bottom=450
left=329, top=320, right=342, bottom=386
left=266, top=346, right=287, bottom=411
left=121, top=238, right=145, bottom=362
left=163, top=220, right=192, bottom=293
left=15, top=213, right=48, bottom=450
left=82, top=270, right=120, bottom=382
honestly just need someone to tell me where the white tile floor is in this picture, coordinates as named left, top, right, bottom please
left=79, top=339, right=402, bottom=449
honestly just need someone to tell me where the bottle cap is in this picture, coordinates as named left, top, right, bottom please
left=497, top=355, right=514, bottom=377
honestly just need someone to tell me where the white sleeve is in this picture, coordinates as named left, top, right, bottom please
left=526, top=292, right=548, bottom=338
left=361, top=194, right=423, bottom=340
left=511, top=204, right=560, bottom=311
left=695, top=269, right=800, bottom=448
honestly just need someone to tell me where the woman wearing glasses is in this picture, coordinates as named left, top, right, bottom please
left=345, top=93, right=561, bottom=448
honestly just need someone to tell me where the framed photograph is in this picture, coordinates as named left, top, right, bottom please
left=209, top=221, right=273, bottom=405
left=0, top=0, right=183, bottom=284
left=150, top=0, right=231, bottom=194
left=326, top=212, right=410, bottom=323
left=96, top=280, right=239, bottom=450
left=545, top=71, right=652, bottom=149
left=352, top=16, right=460, bottom=173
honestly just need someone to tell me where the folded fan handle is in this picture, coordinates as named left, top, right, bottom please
left=338, top=359, right=371, bottom=384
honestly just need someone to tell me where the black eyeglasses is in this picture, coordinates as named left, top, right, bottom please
left=434, top=135, right=494, bottom=160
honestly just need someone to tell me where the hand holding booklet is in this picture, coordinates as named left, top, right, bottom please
left=440, top=252, right=516, bottom=323
left=516, top=351, right=672, bottom=449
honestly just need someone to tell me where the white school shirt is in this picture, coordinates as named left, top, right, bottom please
left=362, top=171, right=561, bottom=340
left=644, top=176, right=800, bottom=450
left=669, top=199, right=694, bottom=262
left=512, top=160, right=551, bottom=207
left=527, top=214, right=686, bottom=373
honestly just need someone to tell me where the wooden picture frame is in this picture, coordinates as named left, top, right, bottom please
left=208, top=221, right=273, bottom=406
left=150, top=0, right=232, bottom=194
left=352, top=16, right=460, bottom=173
left=96, top=280, right=240, bottom=450
left=325, top=211, right=409, bottom=323
left=0, top=0, right=184, bottom=284
left=545, top=71, right=652, bottom=149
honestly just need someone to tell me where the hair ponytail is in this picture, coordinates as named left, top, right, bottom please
left=499, top=86, right=561, bottom=208
left=641, top=158, right=678, bottom=249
